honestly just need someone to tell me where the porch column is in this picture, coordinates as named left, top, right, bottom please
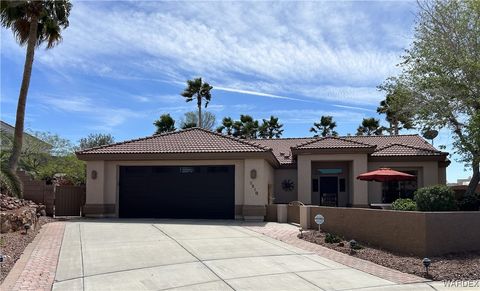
left=297, top=155, right=311, bottom=204
left=352, top=155, right=369, bottom=207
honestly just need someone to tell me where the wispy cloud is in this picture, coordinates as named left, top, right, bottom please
left=214, top=86, right=307, bottom=102
left=2, top=1, right=411, bottom=106
left=41, top=96, right=143, bottom=131
left=332, top=104, right=376, bottom=112
left=262, top=109, right=366, bottom=125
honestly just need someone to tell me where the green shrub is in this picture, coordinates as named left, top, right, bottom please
left=391, top=198, right=417, bottom=211
left=325, top=233, right=342, bottom=244
left=457, top=193, right=480, bottom=211
left=414, top=185, right=457, bottom=211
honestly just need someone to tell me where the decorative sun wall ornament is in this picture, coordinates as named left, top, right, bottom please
left=281, top=179, right=295, bottom=191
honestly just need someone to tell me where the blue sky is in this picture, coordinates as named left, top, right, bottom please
left=0, top=1, right=468, bottom=182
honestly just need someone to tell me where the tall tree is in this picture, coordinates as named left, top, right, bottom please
left=258, top=116, right=284, bottom=139
left=233, top=115, right=259, bottom=139
left=153, top=114, right=176, bottom=134
left=180, top=111, right=216, bottom=130
left=1, top=0, right=72, bottom=197
left=79, top=133, right=115, bottom=150
left=377, top=77, right=414, bottom=135
left=310, top=116, right=338, bottom=137
left=216, top=117, right=234, bottom=135
left=181, top=78, right=213, bottom=128
left=356, top=118, right=384, bottom=136
left=396, top=0, right=480, bottom=195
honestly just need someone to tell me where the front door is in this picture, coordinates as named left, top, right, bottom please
left=319, top=177, right=338, bottom=207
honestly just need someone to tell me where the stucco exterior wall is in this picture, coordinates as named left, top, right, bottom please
left=297, top=154, right=368, bottom=206
left=307, top=206, right=480, bottom=256
left=85, top=161, right=105, bottom=204
left=367, top=161, right=441, bottom=204
left=273, top=169, right=298, bottom=203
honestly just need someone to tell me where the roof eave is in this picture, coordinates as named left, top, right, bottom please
left=368, top=154, right=449, bottom=162
left=76, top=151, right=280, bottom=167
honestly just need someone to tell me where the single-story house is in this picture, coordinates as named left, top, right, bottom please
left=76, top=127, right=449, bottom=220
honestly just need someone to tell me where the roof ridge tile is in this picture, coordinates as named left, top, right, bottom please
left=294, top=136, right=375, bottom=149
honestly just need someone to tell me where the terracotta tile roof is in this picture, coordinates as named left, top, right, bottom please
left=343, top=135, right=438, bottom=152
left=77, top=128, right=446, bottom=165
left=76, top=127, right=270, bottom=155
left=294, top=136, right=376, bottom=150
left=253, top=138, right=314, bottom=165
left=371, top=143, right=445, bottom=157
left=255, top=134, right=444, bottom=165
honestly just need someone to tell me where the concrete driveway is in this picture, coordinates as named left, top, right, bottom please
left=52, top=220, right=431, bottom=291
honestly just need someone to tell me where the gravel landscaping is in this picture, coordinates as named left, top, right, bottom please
left=300, top=230, right=480, bottom=281
left=0, top=215, right=57, bottom=283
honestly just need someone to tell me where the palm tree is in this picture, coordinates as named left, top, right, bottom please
left=310, top=116, right=338, bottom=137
left=1, top=0, right=72, bottom=197
left=181, top=78, right=213, bottom=128
left=258, top=116, right=284, bottom=139
left=154, top=114, right=176, bottom=134
left=216, top=117, right=234, bottom=135
left=233, top=115, right=259, bottom=139
left=356, top=118, right=385, bottom=136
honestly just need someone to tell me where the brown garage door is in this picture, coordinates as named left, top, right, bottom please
left=119, top=165, right=235, bottom=219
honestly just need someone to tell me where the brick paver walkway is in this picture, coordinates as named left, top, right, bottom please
left=11, top=222, right=66, bottom=291
left=243, top=222, right=428, bottom=285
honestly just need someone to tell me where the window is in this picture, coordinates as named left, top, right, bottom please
left=312, top=179, right=319, bottom=192
left=207, top=166, right=229, bottom=173
left=179, top=167, right=199, bottom=174
left=317, top=168, right=342, bottom=174
left=382, top=170, right=418, bottom=203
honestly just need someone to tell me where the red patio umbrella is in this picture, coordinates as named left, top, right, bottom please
left=357, top=168, right=416, bottom=203
left=357, top=168, right=415, bottom=182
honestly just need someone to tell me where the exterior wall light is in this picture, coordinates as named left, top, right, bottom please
left=91, top=170, right=97, bottom=180
left=250, top=169, right=257, bottom=179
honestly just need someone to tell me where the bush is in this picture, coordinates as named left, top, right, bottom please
left=38, top=155, right=86, bottom=185
left=325, top=233, right=342, bottom=244
left=414, top=185, right=457, bottom=211
left=457, top=193, right=480, bottom=211
left=391, top=198, right=417, bottom=211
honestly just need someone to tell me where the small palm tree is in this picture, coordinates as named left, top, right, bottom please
left=258, top=116, right=284, bottom=139
left=356, top=118, right=385, bottom=136
left=310, top=116, right=338, bottom=137
left=233, top=115, right=259, bottom=139
left=216, top=117, right=234, bottom=135
left=181, top=78, right=213, bottom=128
left=154, top=114, right=176, bottom=134
left=1, top=0, right=72, bottom=197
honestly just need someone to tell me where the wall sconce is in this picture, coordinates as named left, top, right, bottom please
left=91, top=170, right=97, bottom=180
left=250, top=169, right=257, bottom=179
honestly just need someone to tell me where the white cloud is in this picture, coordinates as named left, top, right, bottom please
left=262, top=109, right=366, bottom=125
left=1, top=1, right=412, bottom=106
left=41, top=96, right=143, bottom=130
left=214, top=86, right=306, bottom=102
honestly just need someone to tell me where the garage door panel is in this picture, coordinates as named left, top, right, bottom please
left=119, top=166, right=234, bottom=219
